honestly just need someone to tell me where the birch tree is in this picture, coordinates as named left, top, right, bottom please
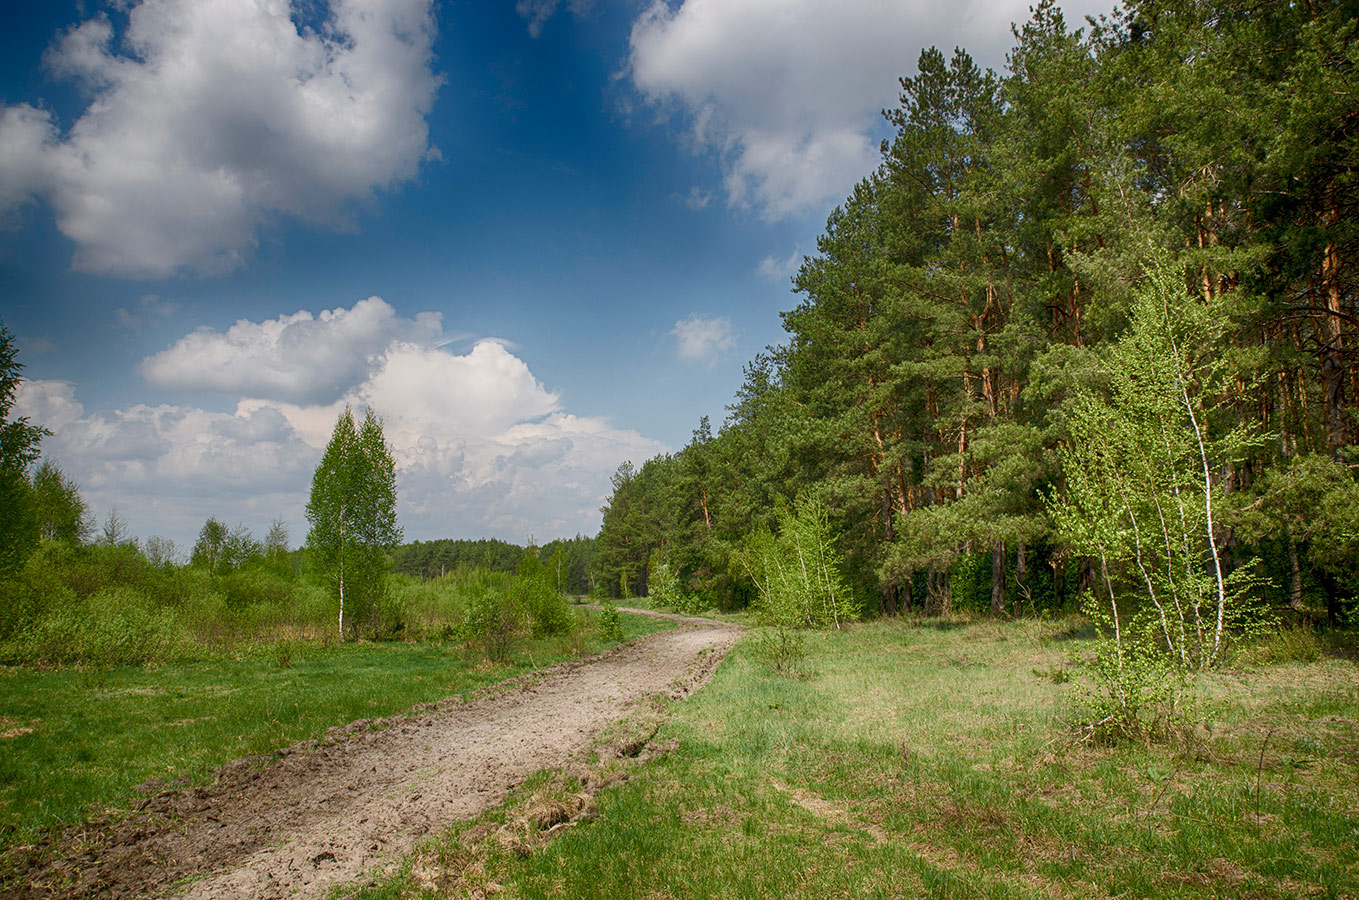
left=1052, top=252, right=1265, bottom=671
left=306, top=406, right=401, bottom=640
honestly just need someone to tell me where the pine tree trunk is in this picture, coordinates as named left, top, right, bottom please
left=1076, top=556, right=1096, bottom=602
left=1319, top=192, right=1351, bottom=453
left=990, top=540, right=1006, bottom=617
left=881, top=582, right=899, bottom=617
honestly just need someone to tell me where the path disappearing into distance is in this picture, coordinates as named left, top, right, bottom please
left=21, top=610, right=741, bottom=900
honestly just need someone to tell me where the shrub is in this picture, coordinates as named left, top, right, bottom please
left=8, top=585, right=185, bottom=666
left=649, top=561, right=709, bottom=615
left=747, top=626, right=807, bottom=676
left=461, top=585, right=522, bottom=661
left=737, top=496, right=860, bottom=631
left=596, top=603, right=624, bottom=644
left=1240, top=626, right=1324, bottom=666
left=517, top=553, right=572, bottom=637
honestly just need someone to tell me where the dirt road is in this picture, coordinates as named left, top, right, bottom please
left=21, top=613, right=741, bottom=899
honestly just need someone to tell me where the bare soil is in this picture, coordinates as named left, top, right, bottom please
left=14, top=613, right=740, bottom=900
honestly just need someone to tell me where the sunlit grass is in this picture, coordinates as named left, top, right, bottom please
left=365, top=617, right=1359, bottom=900
left=0, top=610, right=671, bottom=858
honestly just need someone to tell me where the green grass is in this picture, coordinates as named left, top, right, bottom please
left=363, top=617, right=1359, bottom=900
left=0, top=610, right=671, bottom=856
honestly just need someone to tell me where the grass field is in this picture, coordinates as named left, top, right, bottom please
left=359, top=617, right=1359, bottom=900
left=0, top=609, right=671, bottom=857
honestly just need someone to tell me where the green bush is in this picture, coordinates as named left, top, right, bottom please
left=219, top=567, right=295, bottom=609
left=1074, top=633, right=1190, bottom=744
left=747, top=625, right=807, bottom=676
left=0, top=554, right=75, bottom=642
left=596, top=602, right=624, bottom=643
left=517, top=553, right=572, bottom=637
left=7, top=585, right=185, bottom=666
left=1240, top=626, right=1324, bottom=666
left=461, top=585, right=522, bottom=661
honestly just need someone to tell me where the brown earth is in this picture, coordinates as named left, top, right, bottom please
left=14, top=611, right=740, bottom=900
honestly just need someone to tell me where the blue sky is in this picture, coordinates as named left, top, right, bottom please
left=0, top=0, right=1107, bottom=552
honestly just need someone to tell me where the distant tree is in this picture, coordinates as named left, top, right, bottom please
left=0, top=322, right=46, bottom=577
left=192, top=517, right=229, bottom=573
left=224, top=523, right=262, bottom=571
left=31, top=460, right=90, bottom=544
left=100, top=505, right=131, bottom=547
left=264, top=518, right=292, bottom=574
left=306, top=406, right=402, bottom=639
left=142, top=535, right=181, bottom=568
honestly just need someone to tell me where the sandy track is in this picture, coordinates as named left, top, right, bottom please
left=21, top=617, right=740, bottom=900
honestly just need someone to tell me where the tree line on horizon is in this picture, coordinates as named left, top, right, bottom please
left=592, top=0, right=1359, bottom=627
left=0, top=336, right=597, bottom=661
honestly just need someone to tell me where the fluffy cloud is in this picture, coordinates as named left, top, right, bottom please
left=16, top=300, right=663, bottom=546
left=672, top=314, right=736, bottom=366
left=628, top=0, right=1105, bottom=220
left=141, top=297, right=442, bottom=405
left=0, top=0, right=441, bottom=277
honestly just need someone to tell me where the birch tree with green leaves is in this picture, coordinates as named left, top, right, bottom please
left=740, top=496, right=859, bottom=631
left=1052, top=252, right=1267, bottom=678
left=306, top=406, right=402, bottom=640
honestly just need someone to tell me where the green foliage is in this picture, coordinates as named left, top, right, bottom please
left=596, top=602, right=623, bottom=644
left=516, top=549, right=572, bottom=638
left=1075, top=596, right=1193, bottom=745
left=394, top=537, right=549, bottom=581
left=191, top=518, right=262, bottom=576
left=0, top=322, right=47, bottom=578
left=1239, top=626, right=1324, bottom=666
left=746, top=626, right=807, bottom=676
left=1050, top=252, right=1269, bottom=671
left=648, top=559, right=705, bottom=615
left=461, top=584, right=522, bottom=662
left=948, top=552, right=988, bottom=614
left=30, top=460, right=90, bottom=544
left=8, top=585, right=185, bottom=667
left=306, top=406, right=403, bottom=640
left=738, top=496, right=859, bottom=630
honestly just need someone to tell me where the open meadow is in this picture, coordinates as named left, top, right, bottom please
left=356, top=617, right=1359, bottom=900
left=0, top=606, right=671, bottom=871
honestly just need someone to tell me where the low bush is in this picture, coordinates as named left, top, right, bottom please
left=461, top=585, right=522, bottom=662
left=746, top=625, right=807, bottom=675
left=1239, top=625, right=1324, bottom=665
left=6, top=585, right=185, bottom=666
left=517, top=553, right=573, bottom=638
left=596, top=603, right=623, bottom=644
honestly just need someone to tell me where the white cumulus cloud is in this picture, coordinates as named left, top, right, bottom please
left=0, top=0, right=441, bottom=277
left=141, top=297, right=442, bottom=405
left=628, top=0, right=1106, bottom=221
left=672, top=314, right=736, bottom=366
left=16, top=301, right=664, bottom=546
